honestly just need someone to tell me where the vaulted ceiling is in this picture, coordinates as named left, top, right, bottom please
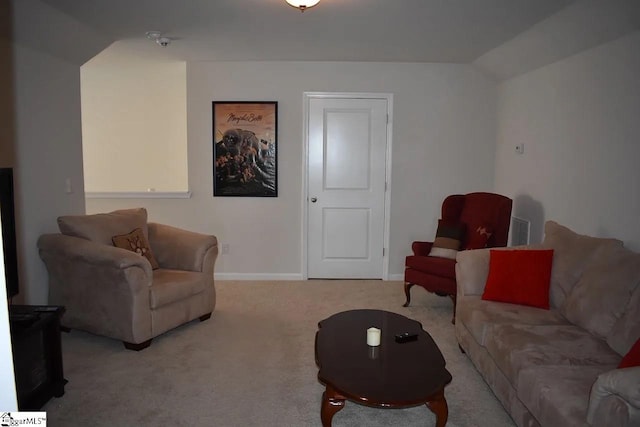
left=15, top=0, right=640, bottom=80
left=40, top=0, right=577, bottom=63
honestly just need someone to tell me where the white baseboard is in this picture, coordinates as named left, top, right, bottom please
left=86, top=191, right=192, bottom=199
left=215, top=273, right=404, bottom=281
left=214, top=273, right=303, bottom=281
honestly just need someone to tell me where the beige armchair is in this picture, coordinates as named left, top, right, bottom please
left=37, top=208, right=218, bottom=351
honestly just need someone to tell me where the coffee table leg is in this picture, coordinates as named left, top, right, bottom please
left=321, top=386, right=345, bottom=427
left=426, top=388, right=448, bottom=427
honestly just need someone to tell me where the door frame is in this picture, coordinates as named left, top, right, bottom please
left=301, top=92, right=394, bottom=280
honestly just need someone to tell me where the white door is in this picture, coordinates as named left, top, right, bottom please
left=307, top=96, right=388, bottom=278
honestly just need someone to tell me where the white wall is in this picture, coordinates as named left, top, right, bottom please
left=494, top=32, right=640, bottom=250
left=88, top=61, right=497, bottom=278
left=81, top=42, right=188, bottom=192
left=12, top=43, right=87, bottom=304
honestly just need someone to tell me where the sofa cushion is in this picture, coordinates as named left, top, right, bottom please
left=541, top=221, right=623, bottom=308
left=457, top=296, right=569, bottom=346
left=150, top=269, right=206, bottom=309
left=607, top=283, right=640, bottom=356
left=485, top=323, right=621, bottom=387
left=517, top=365, right=613, bottom=427
left=406, top=255, right=455, bottom=279
left=58, top=208, right=149, bottom=246
left=482, top=249, right=554, bottom=309
left=561, top=244, right=640, bottom=339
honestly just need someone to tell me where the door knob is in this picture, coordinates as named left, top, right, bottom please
left=310, top=197, right=317, bottom=203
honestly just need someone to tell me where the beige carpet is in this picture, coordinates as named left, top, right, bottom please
left=43, top=280, right=516, bottom=427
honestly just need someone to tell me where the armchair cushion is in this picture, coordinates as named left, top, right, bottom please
left=406, top=255, right=455, bottom=279
left=429, top=220, right=464, bottom=259
left=150, top=269, right=207, bottom=309
left=482, top=249, right=554, bottom=309
left=58, top=208, right=148, bottom=246
left=112, top=227, right=159, bottom=269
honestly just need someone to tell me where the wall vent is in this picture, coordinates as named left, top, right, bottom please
left=511, top=217, right=531, bottom=246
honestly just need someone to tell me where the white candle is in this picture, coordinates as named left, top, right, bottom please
left=367, top=327, right=381, bottom=346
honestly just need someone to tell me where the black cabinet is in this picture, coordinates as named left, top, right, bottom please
left=9, top=305, right=67, bottom=410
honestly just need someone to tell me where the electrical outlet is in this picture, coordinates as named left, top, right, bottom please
left=65, top=178, right=73, bottom=194
left=221, top=243, right=230, bottom=254
left=515, top=143, right=525, bottom=154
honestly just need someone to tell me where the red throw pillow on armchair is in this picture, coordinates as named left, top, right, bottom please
left=482, top=249, right=554, bottom=309
left=618, top=337, right=640, bottom=369
left=465, top=225, right=493, bottom=250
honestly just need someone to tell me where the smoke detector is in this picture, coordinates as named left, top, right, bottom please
left=145, top=31, right=171, bottom=47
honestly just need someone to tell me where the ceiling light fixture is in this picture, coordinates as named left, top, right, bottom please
left=285, top=0, right=320, bottom=13
left=145, top=31, right=171, bottom=47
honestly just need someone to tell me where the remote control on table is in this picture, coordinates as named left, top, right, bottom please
left=395, top=332, right=418, bottom=343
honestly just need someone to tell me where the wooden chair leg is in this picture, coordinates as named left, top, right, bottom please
left=449, top=294, right=457, bottom=324
left=403, top=282, right=414, bottom=307
left=199, top=312, right=212, bottom=321
left=123, top=339, right=152, bottom=351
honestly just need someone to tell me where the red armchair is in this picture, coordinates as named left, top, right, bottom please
left=403, top=192, right=512, bottom=322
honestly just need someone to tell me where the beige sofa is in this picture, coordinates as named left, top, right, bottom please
left=455, top=221, right=640, bottom=427
left=38, top=208, right=218, bottom=350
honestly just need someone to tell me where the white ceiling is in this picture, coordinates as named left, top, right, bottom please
left=39, top=0, right=579, bottom=63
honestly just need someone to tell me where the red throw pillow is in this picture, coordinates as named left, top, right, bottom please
left=618, top=338, right=640, bottom=369
left=465, top=225, right=492, bottom=250
left=482, top=249, right=554, bottom=309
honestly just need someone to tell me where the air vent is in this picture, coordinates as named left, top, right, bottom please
left=511, top=217, right=530, bottom=246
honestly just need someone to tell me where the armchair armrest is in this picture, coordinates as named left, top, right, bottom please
left=587, top=367, right=640, bottom=425
left=38, top=233, right=153, bottom=272
left=412, top=241, right=434, bottom=256
left=37, top=233, right=153, bottom=343
left=148, top=223, right=218, bottom=272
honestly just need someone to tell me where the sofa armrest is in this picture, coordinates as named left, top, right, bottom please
left=587, top=367, right=640, bottom=425
left=455, top=247, right=492, bottom=296
left=455, top=244, right=545, bottom=297
left=412, top=241, right=434, bottom=256
left=148, top=223, right=218, bottom=272
left=37, top=233, right=153, bottom=343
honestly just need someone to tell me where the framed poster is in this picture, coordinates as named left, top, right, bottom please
left=212, top=101, right=278, bottom=197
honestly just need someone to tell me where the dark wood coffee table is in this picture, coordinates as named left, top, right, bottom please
left=315, top=309, right=452, bottom=426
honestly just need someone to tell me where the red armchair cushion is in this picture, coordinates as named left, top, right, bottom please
left=406, top=255, right=456, bottom=279
left=482, top=249, right=554, bottom=309
left=618, top=337, right=640, bottom=369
